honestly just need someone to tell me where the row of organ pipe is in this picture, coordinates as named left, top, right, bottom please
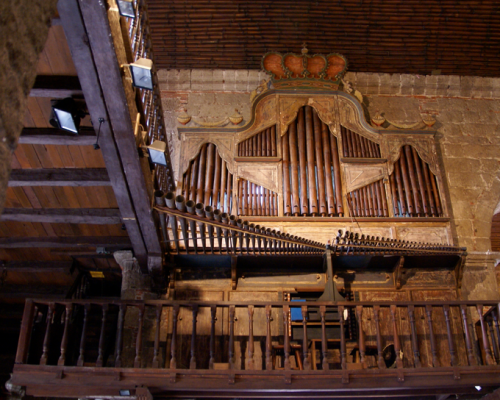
left=182, top=143, right=234, bottom=214
left=181, top=117, right=443, bottom=218
left=237, top=126, right=277, bottom=157
left=282, top=106, right=343, bottom=216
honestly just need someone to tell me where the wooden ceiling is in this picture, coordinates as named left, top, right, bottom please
left=147, top=0, right=500, bottom=77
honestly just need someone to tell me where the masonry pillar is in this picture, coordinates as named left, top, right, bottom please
left=460, top=253, right=500, bottom=301
left=114, top=251, right=157, bottom=367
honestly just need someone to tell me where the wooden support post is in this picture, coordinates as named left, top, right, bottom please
left=373, top=305, right=386, bottom=369
left=134, top=305, right=145, bottom=368
left=320, top=306, right=329, bottom=370
left=170, top=305, right=179, bottom=369
left=57, top=304, right=72, bottom=366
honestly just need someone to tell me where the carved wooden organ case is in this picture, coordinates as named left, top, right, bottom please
left=177, top=49, right=448, bottom=225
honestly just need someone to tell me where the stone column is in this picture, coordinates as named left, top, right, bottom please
left=460, top=252, right=500, bottom=301
left=114, top=251, right=157, bottom=368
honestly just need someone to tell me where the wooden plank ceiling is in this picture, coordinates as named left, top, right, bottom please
left=147, top=0, right=500, bottom=77
left=1, top=24, right=124, bottom=285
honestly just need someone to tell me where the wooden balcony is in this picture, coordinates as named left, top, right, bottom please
left=11, top=298, right=500, bottom=398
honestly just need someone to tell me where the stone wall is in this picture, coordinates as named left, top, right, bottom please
left=159, top=70, right=500, bottom=259
left=0, top=0, right=57, bottom=213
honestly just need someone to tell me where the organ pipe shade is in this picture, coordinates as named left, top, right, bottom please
left=281, top=106, right=343, bottom=216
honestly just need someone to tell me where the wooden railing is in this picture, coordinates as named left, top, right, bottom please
left=15, top=298, right=500, bottom=371
left=120, top=0, right=174, bottom=192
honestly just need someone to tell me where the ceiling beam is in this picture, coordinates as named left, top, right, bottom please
left=29, top=75, right=83, bottom=97
left=58, top=0, right=148, bottom=269
left=78, top=0, right=163, bottom=273
left=19, top=127, right=96, bottom=145
left=0, top=260, right=74, bottom=274
left=8, top=168, right=110, bottom=187
left=0, top=236, right=131, bottom=249
left=0, top=208, right=121, bottom=224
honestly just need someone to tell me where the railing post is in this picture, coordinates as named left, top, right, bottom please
left=425, top=305, right=439, bottom=367
left=58, top=304, right=72, bottom=366
left=320, top=306, right=329, bottom=370
left=40, top=303, right=55, bottom=365
left=477, top=304, right=496, bottom=365
left=170, top=305, right=179, bottom=369
left=373, top=305, right=385, bottom=369
left=355, top=306, right=366, bottom=369
left=229, top=305, right=235, bottom=369
left=209, top=305, right=216, bottom=369
left=460, top=304, right=476, bottom=366
left=247, top=305, right=255, bottom=370
left=407, top=305, right=421, bottom=368
left=283, top=304, right=291, bottom=370
left=115, top=304, right=126, bottom=368
left=339, top=305, right=347, bottom=370
left=301, top=305, right=311, bottom=370
left=492, top=306, right=500, bottom=363
left=488, top=317, right=500, bottom=363
left=389, top=305, right=403, bottom=369
left=77, top=303, right=90, bottom=366
left=152, top=304, right=162, bottom=368
left=443, top=304, right=457, bottom=366
left=96, top=304, right=109, bottom=367
left=15, top=299, right=35, bottom=365
left=134, top=305, right=145, bottom=368
left=265, top=305, right=272, bottom=370
left=190, top=305, right=198, bottom=369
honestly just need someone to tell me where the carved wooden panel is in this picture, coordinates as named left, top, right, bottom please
left=281, top=105, right=343, bottom=216
left=389, top=145, right=443, bottom=217
left=346, top=179, right=389, bottom=217
left=237, top=125, right=277, bottom=157
left=343, top=164, right=385, bottom=193
left=396, top=226, right=450, bottom=244
left=340, top=125, right=381, bottom=158
left=182, top=143, right=234, bottom=213
left=236, top=162, right=280, bottom=192
left=237, top=179, right=278, bottom=216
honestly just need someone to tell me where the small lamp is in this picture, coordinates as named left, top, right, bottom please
left=129, top=58, right=154, bottom=90
left=145, top=140, right=168, bottom=166
left=49, top=98, right=86, bottom=134
left=117, top=0, right=135, bottom=18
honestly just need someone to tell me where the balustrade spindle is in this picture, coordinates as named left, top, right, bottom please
left=152, top=305, right=162, bottom=368
left=492, top=307, right=500, bottom=363
left=170, top=305, right=179, bottom=369
left=283, top=305, right=291, bottom=370
left=229, top=306, right=235, bottom=369
left=390, top=305, right=403, bottom=369
left=407, top=305, right=421, bottom=368
left=477, top=304, right=496, bottom=365
left=460, top=305, right=476, bottom=366
left=40, top=303, right=55, bottom=365
left=355, top=306, right=367, bottom=368
left=443, top=305, right=457, bottom=366
left=209, top=306, right=216, bottom=369
left=425, top=305, right=439, bottom=367
left=190, top=306, right=198, bottom=369
left=77, top=304, right=90, bottom=366
left=115, top=304, right=126, bottom=367
left=96, top=304, right=108, bottom=367
left=320, top=306, right=329, bottom=370
left=301, top=306, right=311, bottom=370
left=373, top=305, right=386, bottom=369
left=247, top=306, right=255, bottom=370
left=134, top=305, right=145, bottom=368
left=265, top=305, right=272, bottom=370
left=57, top=304, right=72, bottom=366
left=339, top=306, right=347, bottom=370
left=488, top=318, right=499, bottom=363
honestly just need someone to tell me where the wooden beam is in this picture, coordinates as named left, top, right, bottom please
left=78, top=0, right=163, bottom=273
left=0, top=260, right=74, bottom=274
left=58, top=0, right=148, bottom=269
left=29, top=75, right=82, bottom=97
left=0, top=236, right=131, bottom=249
left=1, top=208, right=121, bottom=224
left=19, top=127, right=96, bottom=145
left=8, top=168, right=110, bottom=187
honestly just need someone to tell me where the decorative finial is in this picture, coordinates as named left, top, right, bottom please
left=301, top=42, right=308, bottom=55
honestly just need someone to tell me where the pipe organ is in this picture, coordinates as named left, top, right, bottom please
left=347, top=179, right=389, bottom=218
left=237, top=126, right=277, bottom=157
left=237, top=179, right=278, bottom=216
left=340, top=125, right=381, bottom=159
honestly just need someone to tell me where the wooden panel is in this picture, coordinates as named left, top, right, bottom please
left=36, top=25, right=78, bottom=76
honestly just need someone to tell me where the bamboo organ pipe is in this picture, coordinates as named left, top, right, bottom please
left=329, top=130, right=343, bottom=215
left=175, top=195, right=190, bottom=251
left=289, top=121, right=300, bottom=215
left=297, top=108, right=308, bottom=214
left=404, top=145, right=421, bottom=214
left=204, top=143, right=216, bottom=206
left=271, top=125, right=276, bottom=157
left=321, top=123, right=335, bottom=215
left=165, top=192, right=179, bottom=253
left=282, top=127, right=292, bottom=215
left=196, top=144, right=207, bottom=204
left=394, top=160, right=407, bottom=215
left=186, top=200, right=198, bottom=254
left=412, top=147, right=429, bottom=215
left=398, top=152, right=414, bottom=215
left=305, top=106, right=318, bottom=215
left=213, top=151, right=222, bottom=209
left=313, top=113, right=327, bottom=216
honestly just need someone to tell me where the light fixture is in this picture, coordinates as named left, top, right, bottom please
left=49, top=98, right=86, bottom=134
left=145, top=140, right=168, bottom=166
left=129, top=58, right=154, bottom=90
left=117, top=0, right=135, bottom=18
left=119, top=389, right=131, bottom=396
